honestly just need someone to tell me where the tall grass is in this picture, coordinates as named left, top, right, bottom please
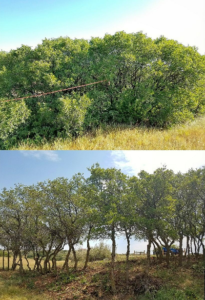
left=13, top=116, right=205, bottom=150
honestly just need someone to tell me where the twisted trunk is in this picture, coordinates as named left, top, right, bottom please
left=72, top=245, right=78, bottom=270
left=62, top=246, right=72, bottom=271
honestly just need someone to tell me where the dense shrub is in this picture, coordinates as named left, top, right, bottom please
left=0, top=32, right=204, bottom=147
left=0, top=100, right=30, bottom=142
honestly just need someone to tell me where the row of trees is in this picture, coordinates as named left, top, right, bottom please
left=0, top=31, right=205, bottom=147
left=0, top=164, right=205, bottom=292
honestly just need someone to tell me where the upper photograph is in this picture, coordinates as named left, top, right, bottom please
left=0, top=0, right=204, bottom=150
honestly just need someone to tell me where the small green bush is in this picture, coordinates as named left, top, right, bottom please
left=89, top=242, right=111, bottom=262
left=69, top=242, right=111, bottom=262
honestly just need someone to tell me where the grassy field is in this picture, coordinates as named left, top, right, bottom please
left=0, top=255, right=204, bottom=300
left=0, top=257, right=65, bottom=271
left=13, top=116, right=205, bottom=150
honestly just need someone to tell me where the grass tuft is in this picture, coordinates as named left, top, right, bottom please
left=12, top=116, right=205, bottom=150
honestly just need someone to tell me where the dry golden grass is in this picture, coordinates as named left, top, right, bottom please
left=14, top=116, right=205, bottom=150
left=0, top=257, right=65, bottom=271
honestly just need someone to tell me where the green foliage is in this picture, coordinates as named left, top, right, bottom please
left=0, top=32, right=205, bottom=147
left=89, top=242, right=111, bottom=261
left=0, top=165, right=205, bottom=278
left=0, top=100, right=30, bottom=147
left=139, top=287, right=202, bottom=300
left=69, top=242, right=111, bottom=262
left=192, top=262, right=204, bottom=274
left=59, top=92, right=91, bottom=137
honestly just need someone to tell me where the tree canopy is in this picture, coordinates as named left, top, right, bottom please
left=0, top=32, right=205, bottom=148
left=0, top=165, right=205, bottom=283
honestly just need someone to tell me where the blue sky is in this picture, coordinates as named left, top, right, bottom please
left=1, top=150, right=205, bottom=190
left=1, top=150, right=205, bottom=253
left=0, top=150, right=113, bottom=189
left=1, top=0, right=205, bottom=54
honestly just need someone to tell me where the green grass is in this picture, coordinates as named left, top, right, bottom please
left=0, top=255, right=204, bottom=300
left=0, top=272, right=50, bottom=300
left=12, top=116, right=205, bottom=150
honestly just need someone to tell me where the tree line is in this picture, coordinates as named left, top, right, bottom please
left=0, top=164, right=204, bottom=291
left=0, top=31, right=205, bottom=148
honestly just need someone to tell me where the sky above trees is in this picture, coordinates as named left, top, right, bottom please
left=1, top=150, right=205, bottom=190
left=0, top=0, right=204, bottom=54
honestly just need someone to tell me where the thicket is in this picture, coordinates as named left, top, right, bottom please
left=0, top=31, right=205, bottom=148
left=0, top=164, right=205, bottom=294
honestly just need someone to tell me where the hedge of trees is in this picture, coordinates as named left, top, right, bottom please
left=0, top=164, right=205, bottom=292
left=0, top=31, right=205, bottom=148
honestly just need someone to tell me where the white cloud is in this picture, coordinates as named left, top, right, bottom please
left=111, top=150, right=205, bottom=175
left=99, top=0, right=205, bottom=55
left=20, top=150, right=60, bottom=162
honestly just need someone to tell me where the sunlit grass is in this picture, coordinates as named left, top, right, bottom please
left=13, top=116, right=205, bottom=150
left=0, top=255, right=204, bottom=300
left=0, top=286, right=48, bottom=300
left=0, top=272, right=49, bottom=300
left=0, top=257, right=65, bottom=271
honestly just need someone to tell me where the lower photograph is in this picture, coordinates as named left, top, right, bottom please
left=0, top=150, right=204, bottom=300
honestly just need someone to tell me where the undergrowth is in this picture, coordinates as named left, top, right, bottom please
left=12, top=115, right=205, bottom=150
left=0, top=255, right=204, bottom=300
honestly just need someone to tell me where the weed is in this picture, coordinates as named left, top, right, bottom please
left=91, top=274, right=100, bottom=283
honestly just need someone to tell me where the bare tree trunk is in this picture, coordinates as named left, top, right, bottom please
left=193, top=237, right=197, bottom=254
left=165, top=244, right=170, bottom=267
left=110, top=224, right=116, bottom=294
left=62, top=247, right=71, bottom=271
left=72, top=245, right=78, bottom=270
left=24, top=254, right=31, bottom=271
left=153, top=239, right=163, bottom=263
left=12, top=250, right=18, bottom=270
left=8, top=249, right=10, bottom=270
left=125, top=230, right=130, bottom=262
left=43, top=249, right=52, bottom=274
left=186, top=236, right=190, bottom=263
left=190, top=237, right=193, bottom=255
left=33, top=252, right=44, bottom=274
left=50, top=242, right=63, bottom=272
left=3, top=250, right=5, bottom=271
left=152, top=242, right=158, bottom=258
left=125, top=229, right=131, bottom=288
left=178, top=235, right=183, bottom=267
left=19, top=251, right=24, bottom=274
left=204, top=247, right=205, bottom=300
left=52, top=257, right=57, bottom=272
left=83, top=236, right=91, bottom=270
left=146, top=238, right=151, bottom=271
